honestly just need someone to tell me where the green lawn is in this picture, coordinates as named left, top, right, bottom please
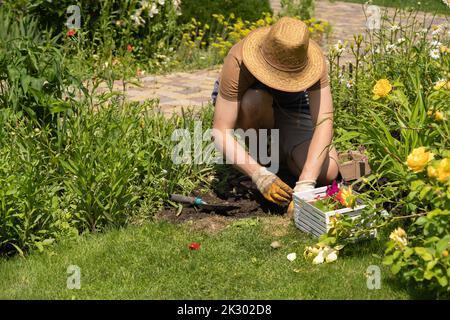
left=0, top=217, right=424, bottom=299
left=332, top=0, right=450, bottom=15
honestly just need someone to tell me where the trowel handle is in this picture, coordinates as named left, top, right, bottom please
left=170, top=194, right=205, bottom=205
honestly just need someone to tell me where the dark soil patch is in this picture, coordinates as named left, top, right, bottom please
left=157, top=165, right=357, bottom=233
left=157, top=166, right=298, bottom=227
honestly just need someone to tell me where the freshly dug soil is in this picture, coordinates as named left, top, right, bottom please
left=157, top=167, right=298, bottom=224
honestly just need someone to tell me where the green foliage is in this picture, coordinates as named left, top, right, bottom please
left=179, top=0, right=272, bottom=26
left=330, top=0, right=450, bottom=15
left=0, top=7, right=79, bottom=123
left=2, top=0, right=182, bottom=63
left=0, top=220, right=414, bottom=299
left=280, top=0, right=315, bottom=20
left=325, top=7, right=450, bottom=295
left=0, top=91, right=215, bottom=255
left=384, top=209, right=450, bottom=296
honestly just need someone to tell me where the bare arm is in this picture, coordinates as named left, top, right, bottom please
left=299, top=85, right=334, bottom=182
left=212, top=94, right=261, bottom=177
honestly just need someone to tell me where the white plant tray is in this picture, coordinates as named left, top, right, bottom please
left=293, top=186, right=367, bottom=238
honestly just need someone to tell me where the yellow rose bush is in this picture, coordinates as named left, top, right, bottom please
left=383, top=148, right=450, bottom=292
left=326, top=10, right=450, bottom=295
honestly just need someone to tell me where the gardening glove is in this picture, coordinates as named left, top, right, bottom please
left=293, top=180, right=316, bottom=201
left=251, top=167, right=292, bottom=206
left=287, top=180, right=317, bottom=218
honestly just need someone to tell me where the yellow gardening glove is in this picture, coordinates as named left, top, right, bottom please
left=287, top=180, right=317, bottom=218
left=251, top=167, right=292, bottom=206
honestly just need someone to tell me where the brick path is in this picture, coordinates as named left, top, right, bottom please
left=111, top=0, right=448, bottom=114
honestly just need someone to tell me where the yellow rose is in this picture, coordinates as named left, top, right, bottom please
left=427, top=165, right=438, bottom=178
left=436, top=158, right=450, bottom=183
left=389, top=227, right=408, bottom=249
left=406, top=147, right=434, bottom=173
left=434, top=110, right=444, bottom=121
left=373, top=79, right=392, bottom=98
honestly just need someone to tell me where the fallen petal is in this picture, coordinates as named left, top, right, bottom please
left=313, top=250, right=325, bottom=264
left=270, top=241, right=282, bottom=249
left=188, top=242, right=201, bottom=250
left=287, top=252, right=297, bottom=262
left=325, top=251, right=338, bottom=263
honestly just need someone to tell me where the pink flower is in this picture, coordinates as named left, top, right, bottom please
left=326, top=180, right=339, bottom=197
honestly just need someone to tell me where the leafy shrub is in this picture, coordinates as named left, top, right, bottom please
left=0, top=7, right=80, bottom=123
left=179, top=0, right=272, bottom=26
left=319, top=8, right=450, bottom=295
left=0, top=97, right=215, bottom=255
left=280, top=0, right=315, bottom=20
left=2, top=0, right=181, bottom=61
left=177, top=13, right=330, bottom=67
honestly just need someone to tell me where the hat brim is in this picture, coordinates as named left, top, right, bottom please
left=242, top=27, right=326, bottom=93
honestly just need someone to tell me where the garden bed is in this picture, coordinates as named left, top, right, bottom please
left=157, top=168, right=290, bottom=225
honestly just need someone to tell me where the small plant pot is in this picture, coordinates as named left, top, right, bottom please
left=293, top=186, right=366, bottom=238
left=338, top=151, right=371, bottom=181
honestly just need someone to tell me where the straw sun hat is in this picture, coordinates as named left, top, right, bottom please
left=242, top=17, right=325, bottom=92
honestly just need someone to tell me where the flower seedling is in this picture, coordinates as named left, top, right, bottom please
left=309, top=181, right=357, bottom=212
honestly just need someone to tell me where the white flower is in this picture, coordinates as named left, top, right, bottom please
left=131, top=9, right=145, bottom=26
left=334, top=40, right=346, bottom=55
left=430, top=48, right=440, bottom=59
left=397, top=37, right=406, bottom=44
left=444, top=0, right=450, bottom=8
left=149, top=3, right=159, bottom=18
left=432, top=25, right=443, bottom=36
left=430, top=40, right=442, bottom=48
left=140, top=0, right=150, bottom=9
left=287, top=252, right=297, bottom=262
left=420, top=28, right=428, bottom=34
left=346, top=79, right=354, bottom=88
left=385, top=44, right=397, bottom=52
left=390, top=24, right=400, bottom=32
left=158, top=0, right=165, bottom=5
left=173, top=0, right=182, bottom=9
left=312, top=250, right=325, bottom=264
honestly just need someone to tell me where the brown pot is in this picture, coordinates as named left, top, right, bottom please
left=338, top=151, right=371, bottom=181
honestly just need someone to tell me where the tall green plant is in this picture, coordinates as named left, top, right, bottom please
left=280, top=0, right=315, bottom=20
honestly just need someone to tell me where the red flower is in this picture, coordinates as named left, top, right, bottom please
left=188, top=242, right=201, bottom=250
left=127, top=44, right=133, bottom=52
left=67, top=29, right=77, bottom=37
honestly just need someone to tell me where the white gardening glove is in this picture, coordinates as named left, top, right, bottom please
left=251, top=167, right=292, bottom=205
left=287, top=179, right=317, bottom=217
left=293, top=180, right=317, bottom=201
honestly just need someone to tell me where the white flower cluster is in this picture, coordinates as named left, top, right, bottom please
left=130, top=0, right=179, bottom=27
left=333, top=40, right=347, bottom=55
left=442, top=0, right=450, bottom=8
